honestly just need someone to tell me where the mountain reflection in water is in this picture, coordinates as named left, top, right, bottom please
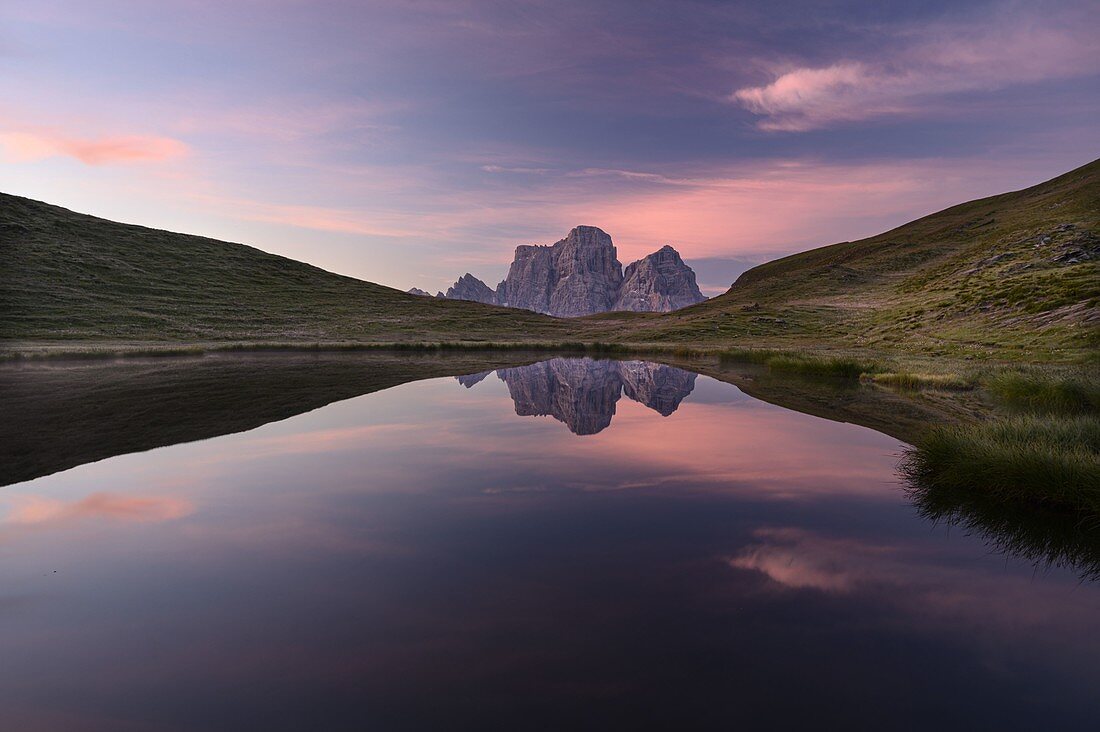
left=1, top=356, right=1098, bottom=731
left=462, top=358, right=696, bottom=434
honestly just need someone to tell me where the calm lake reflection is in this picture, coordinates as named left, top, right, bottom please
left=2, top=357, right=1098, bottom=730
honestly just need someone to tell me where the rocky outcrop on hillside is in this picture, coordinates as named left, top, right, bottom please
left=613, top=245, right=705, bottom=312
left=421, top=226, right=706, bottom=317
left=490, top=357, right=696, bottom=434
left=444, top=274, right=497, bottom=304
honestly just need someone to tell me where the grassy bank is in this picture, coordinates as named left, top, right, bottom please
left=0, top=339, right=637, bottom=361
left=903, top=371, right=1100, bottom=520
left=902, top=415, right=1100, bottom=516
left=717, top=347, right=881, bottom=378
left=863, top=372, right=975, bottom=391
left=986, top=372, right=1100, bottom=414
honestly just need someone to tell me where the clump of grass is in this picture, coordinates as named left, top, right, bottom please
left=717, top=348, right=879, bottom=378
left=867, top=371, right=974, bottom=391
left=985, top=372, right=1100, bottom=415
left=717, top=347, right=880, bottom=378
left=765, top=354, right=878, bottom=378
left=712, top=345, right=783, bottom=363
left=717, top=347, right=780, bottom=365
left=901, top=414, right=1100, bottom=515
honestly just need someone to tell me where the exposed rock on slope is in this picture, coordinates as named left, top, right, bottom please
left=614, top=245, right=705, bottom=312
left=428, top=226, right=706, bottom=317
left=444, top=274, right=497, bottom=304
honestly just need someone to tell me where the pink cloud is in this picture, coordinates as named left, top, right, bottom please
left=732, top=6, right=1100, bottom=131
left=0, top=129, right=187, bottom=164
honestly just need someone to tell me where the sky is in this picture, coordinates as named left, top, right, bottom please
left=1, top=0, right=1097, bottom=295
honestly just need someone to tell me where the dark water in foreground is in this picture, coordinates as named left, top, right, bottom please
left=2, top=358, right=1097, bottom=730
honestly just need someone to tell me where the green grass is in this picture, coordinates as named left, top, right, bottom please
left=901, top=415, right=1100, bottom=516
left=717, top=347, right=879, bottom=378
left=985, top=372, right=1100, bottom=414
left=0, top=192, right=581, bottom=344
left=764, top=354, right=878, bottom=378
left=4, top=158, right=1098, bottom=365
left=867, top=371, right=975, bottom=391
left=607, top=157, right=1099, bottom=361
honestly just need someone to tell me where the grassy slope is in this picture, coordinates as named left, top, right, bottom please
left=2, top=159, right=1097, bottom=363
left=589, top=158, right=1099, bottom=363
left=0, top=193, right=577, bottom=343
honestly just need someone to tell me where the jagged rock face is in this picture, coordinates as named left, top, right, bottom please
left=426, top=226, right=706, bottom=316
left=493, top=358, right=696, bottom=434
left=445, top=274, right=498, bottom=304
left=495, top=245, right=555, bottom=313
left=406, top=287, right=432, bottom=297
left=614, top=245, right=706, bottom=312
left=497, top=226, right=624, bottom=317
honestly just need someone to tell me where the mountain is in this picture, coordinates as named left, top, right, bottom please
left=435, top=226, right=706, bottom=317
left=614, top=245, right=705, bottom=312
left=0, top=193, right=578, bottom=344
left=497, top=225, right=624, bottom=316
left=445, top=274, right=497, bottom=304
left=3, top=158, right=1095, bottom=362
left=611, top=158, right=1099, bottom=360
left=406, top=287, right=433, bottom=297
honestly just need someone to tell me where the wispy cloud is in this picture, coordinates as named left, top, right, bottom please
left=0, top=128, right=187, bottom=164
left=732, top=4, right=1100, bottom=131
left=480, top=164, right=551, bottom=174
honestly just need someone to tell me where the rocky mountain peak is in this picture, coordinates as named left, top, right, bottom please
left=422, top=226, right=707, bottom=317
left=614, top=244, right=706, bottom=312
left=444, top=273, right=498, bottom=304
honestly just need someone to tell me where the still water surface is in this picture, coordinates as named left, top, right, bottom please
left=2, top=358, right=1097, bottom=730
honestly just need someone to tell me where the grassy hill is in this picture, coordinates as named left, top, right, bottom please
left=0, top=194, right=575, bottom=344
left=2, top=158, right=1097, bottom=363
left=596, top=158, right=1098, bottom=362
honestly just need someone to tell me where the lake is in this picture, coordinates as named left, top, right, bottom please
left=1, top=355, right=1097, bottom=730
